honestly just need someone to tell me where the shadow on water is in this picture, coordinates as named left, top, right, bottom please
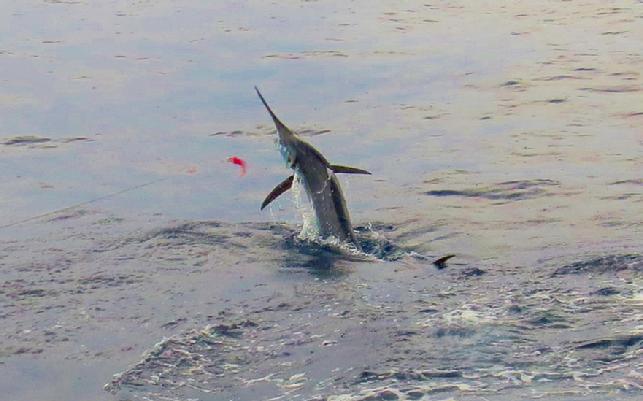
left=354, top=224, right=408, bottom=261
left=552, top=254, right=642, bottom=276
left=132, top=220, right=416, bottom=278
left=278, top=222, right=415, bottom=277
left=280, top=234, right=350, bottom=278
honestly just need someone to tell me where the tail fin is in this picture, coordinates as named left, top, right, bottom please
left=433, top=254, right=455, bottom=269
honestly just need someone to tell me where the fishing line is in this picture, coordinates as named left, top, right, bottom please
left=0, top=177, right=170, bottom=230
left=1, top=158, right=239, bottom=230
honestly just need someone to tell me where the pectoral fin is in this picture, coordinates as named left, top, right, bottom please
left=330, top=165, right=372, bottom=175
left=261, top=175, right=294, bottom=210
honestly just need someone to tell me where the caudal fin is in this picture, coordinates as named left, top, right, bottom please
left=433, top=254, right=455, bottom=269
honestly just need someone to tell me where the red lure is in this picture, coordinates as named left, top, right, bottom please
left=227, top=156, right=247, bottom=176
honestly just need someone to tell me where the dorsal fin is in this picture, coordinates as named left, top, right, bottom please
left=330, top=165, right=371, bottom=175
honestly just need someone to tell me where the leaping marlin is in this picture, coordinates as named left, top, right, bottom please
left=255, top=87, right=371, bottom=247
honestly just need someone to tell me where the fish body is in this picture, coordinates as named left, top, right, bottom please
left=255, top=87, right=370, bottom=246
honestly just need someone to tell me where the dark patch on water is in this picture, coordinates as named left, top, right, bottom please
left=47, top=209, right=89, bottom=222
left=298, top=128, right=333, bottom=136
left=60, top=137, right=91, bottom=143
left=136, top=221, right=235, bottom=249
left=459, top=267, right=486, bottom=277
left=609, top=71, right=639, bottom=78
left=552, top=254, right=642, bottom=276
left=1, top=135, right=93, bottom=147
left=536, top=75, right=585, bottom=81
left=590, top=287, right=619, bottom=296
left=546, top=98, right=567, bottom=104
left=609, top=178, right=642, bottom=185
left=211, top=321, right=257, bottom=338
left=356, top=232, right=406, bottom=261
left=501, top=80, right=521, bottom=86
left=77, top=273, right=141, bottom=289
left=424, top=179, right=559, bottom=201
left=358, top=368, right=463, bottom=383
left=599, top=192, right=641, bottom=201
left=4, top=287, right=57, bottom=301
left=575, top=333, right=643, bottom=351
left=2, top=135, right=51, bottom=146
left=161, top=318, right=187, bottom=330
left=620, top=111, right=643, bottom=118
left=263, top=50, right=348, bottom=60
left=210, top=129, right=247, bottom=137
left=579, top=85, right=640, bottom=93
left=281, top=237, right=349, bottom=273
left=572, top=333, right=643, bottom=364
left=210, top=127, right=333, bottom=138
left=526, top=311, right=571, bottom=329
left=432, top=326, right=476, bottom=338
left=355, top=223, right=397, bottom=233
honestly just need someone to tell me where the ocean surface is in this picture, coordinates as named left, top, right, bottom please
left=0, top=1, right=641, bottom=400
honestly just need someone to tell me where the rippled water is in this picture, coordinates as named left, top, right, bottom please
left=1, top=1, right=641, bottom=401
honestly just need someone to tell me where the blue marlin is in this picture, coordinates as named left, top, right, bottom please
left=255, top=87, right=371, bottom=246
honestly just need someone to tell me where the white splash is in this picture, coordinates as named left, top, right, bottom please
left=291, top=168, right=320, bottom=240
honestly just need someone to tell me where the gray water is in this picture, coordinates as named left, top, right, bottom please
left=1, top=1, right=641, bottom=400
